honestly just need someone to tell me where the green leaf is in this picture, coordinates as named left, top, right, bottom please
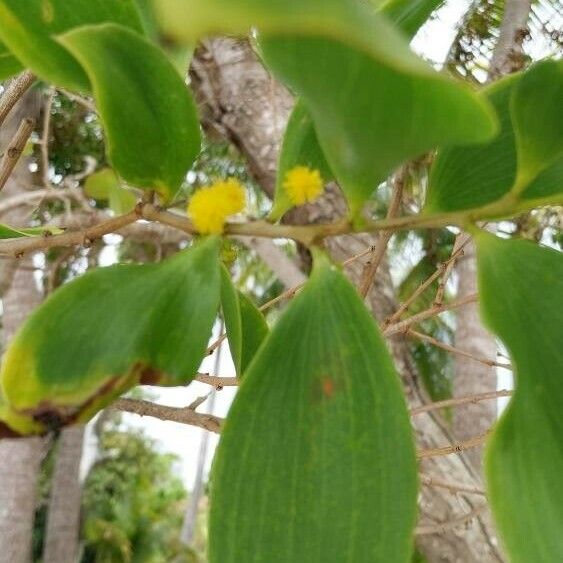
left=426, top=61, right=563, bottom=215
left=476, top=233, right=563, bottom=562
left=0, top=237, right=221, bottom=436
left=0, top=0, right=144, bottom=91
left=379, top=0, right=445, bottom=38
left=426, top=74, right=519, bottom=213
left=220, top=266, right=269, bottom=377
left=84, top=168, right=137, bottom=214
left=270, top=99, right=334, bottom=221
left=154, top=0, right=497, bottom=217
left=512, top=59, right=563, bottom=189
left=0, top=224, right=63, bottom=239
left=237, top=291, right=268, bottom=375
left=0, top=39, right=22, bottom=81
left=220, top=265, right=243, bottom=375
left=209, top=255, right=417, bottom=562
left=58, top=24, right=201, bottom=201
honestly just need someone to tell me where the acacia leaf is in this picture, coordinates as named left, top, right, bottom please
left=379, top=0, right=445, bottom=38
left=476, top=233, right=563, bottom=562
left=0, top=224, right=63, bottom=239
left=58, top=24, right=201, bottom=200
left=220, top=265, right=243, bottom=375
left=426, top=61, right=563, bottom=214
left=0, top=237, right=221, bottom=436
left=0, top=39, right=22, bottom=81
left=84, top=168, right=137, bottom=214
left=209, top=254, right=417, bottom=562
left=154, top=0, right=496, bottom=217
left=0, top=0, right=144, bottom=91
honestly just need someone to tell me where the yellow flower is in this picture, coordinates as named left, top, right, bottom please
left=283, top=166, right=324, bottom=205
left=187, top=179, right=246, bottom=234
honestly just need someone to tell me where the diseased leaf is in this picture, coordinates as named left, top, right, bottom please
left=210, top=255, right=417, bottom=562
left=0, top=0, right=144, bottom=91
left=270, top=99, right=334, bottom=221
left=58, top=24, right=201, bottom=200
left=476, top=234, right=563, bottom=562
left=426, top=61, right=563, bottom=214
left=512, top=59, right=563, bottom=188
left=154, top=0, right=496, bottom=217
left=0, top=237, right=221, bottom=436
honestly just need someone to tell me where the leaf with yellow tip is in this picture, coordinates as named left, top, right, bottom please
left=0, top=237, right=221, bottom=437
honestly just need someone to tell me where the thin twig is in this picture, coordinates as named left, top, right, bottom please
left=113, top=397, right=223, bottom=434
left=416, top=505, right=488, bottom=535
left=0, top=71, right=36, bottom=128
left=419, top=474, right=486, bottom=496
left=195, top=374, right=239, bottom=387
left=408, top=329, right=512, bottom=369
left=0, top=207, right=140, bottom=257
left=0, top=117, right=35, bottom=192
left=358, top=174, right=404, bottom=298
left=411, top=389, right=512, bottom=416
left=40, top=90, right=54, bottom=188
left=383, top=293, right=479, bottom=337
left=434, top=233, right=472, bottom=306
left=417, top=432, right=489, bottom=459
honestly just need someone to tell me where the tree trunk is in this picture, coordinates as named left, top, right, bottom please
left=0, top=79, right=45, bottom=563
left=191, top=38, right=504, bottom=562
left=42, top=426, right=85, bottom=563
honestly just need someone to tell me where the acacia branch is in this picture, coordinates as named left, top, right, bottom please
left=112, top=398, right=223, bottom=434
left=415, top=504, right=488, bottom=535
left=411, top=389, right=512, bottom=416
left=417, top=432, right=489, bottom=460
left=0, top=118, right=35, bottom=192
left=419, top=474, right=486, bottom=496
left=0, top=71, right=35, bottom=128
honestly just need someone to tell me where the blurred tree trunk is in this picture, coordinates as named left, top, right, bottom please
left=0, top=80, right=45, bottom=563
left=42, top=426, right=85, bottom=563
left=453, top=0, right=532, bottom=470
left=190, top=37, right=504, bottom=562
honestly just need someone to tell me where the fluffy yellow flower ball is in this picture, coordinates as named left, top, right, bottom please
left=187, top=179, right=246, bottom=234
left=283, top=166, right=324, bottom=205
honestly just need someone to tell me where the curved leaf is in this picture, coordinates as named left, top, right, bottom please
left=477, top=234, right=563, bottom=562
left=512, top=59, right=563, bottom=188
left=154, top=0, right=497, bottom=217
left=0, top=0, right=144, bottom=91
left=237, top=291, right=268, bottom=375
left=0, top=224, right=63, bottom=239
left=220, top=265, right=243, bottom=375
left=0, top=39, right=22, bottom=81
left=84, top=168, right=137, bottom=214
left=379, top=0, right=445, bottom=38
left=209, top=255, right=417, bottom=562
left=58, top=24, right=201, bottom=200
left=0, top=237, right=221, bottom=436
left=426, top=60, right=563, bottom=214
left=221, top=266, right=269, bottom=377
left=271, top=99, right=334, bottom=221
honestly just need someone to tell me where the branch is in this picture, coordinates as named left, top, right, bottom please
left=408, top=329, right=512, bottom=369
left=0, top=208, right=140, bottom=257
left=411, top=389, right=512, bottom=417
left=416, top=504, right=488, bottom=535
left=358, top=173, right=404, bottom=298
left=419, top=474, right=486, bottom=496
left=0, top=118, right=35, bottom=192
left=112, top=397, right=223, bottom=434
left=0, top=71, right=35, bottom=128
left=195, top=374, right=238, bottom=387
left=383, top=293, right=479, bottom=337
left=417, top=432, right=489, bottom=460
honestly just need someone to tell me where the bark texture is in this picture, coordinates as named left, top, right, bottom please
left=0, top=81, right=44, bottom=563
left=42, top=426, right=85, bottom=563
left=191, top=37, right=504, bottom=562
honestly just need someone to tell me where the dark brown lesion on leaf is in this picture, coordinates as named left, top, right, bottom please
left=138, top=365, right=164, bottom=385
left=0, top=420, right=23, bottom=438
